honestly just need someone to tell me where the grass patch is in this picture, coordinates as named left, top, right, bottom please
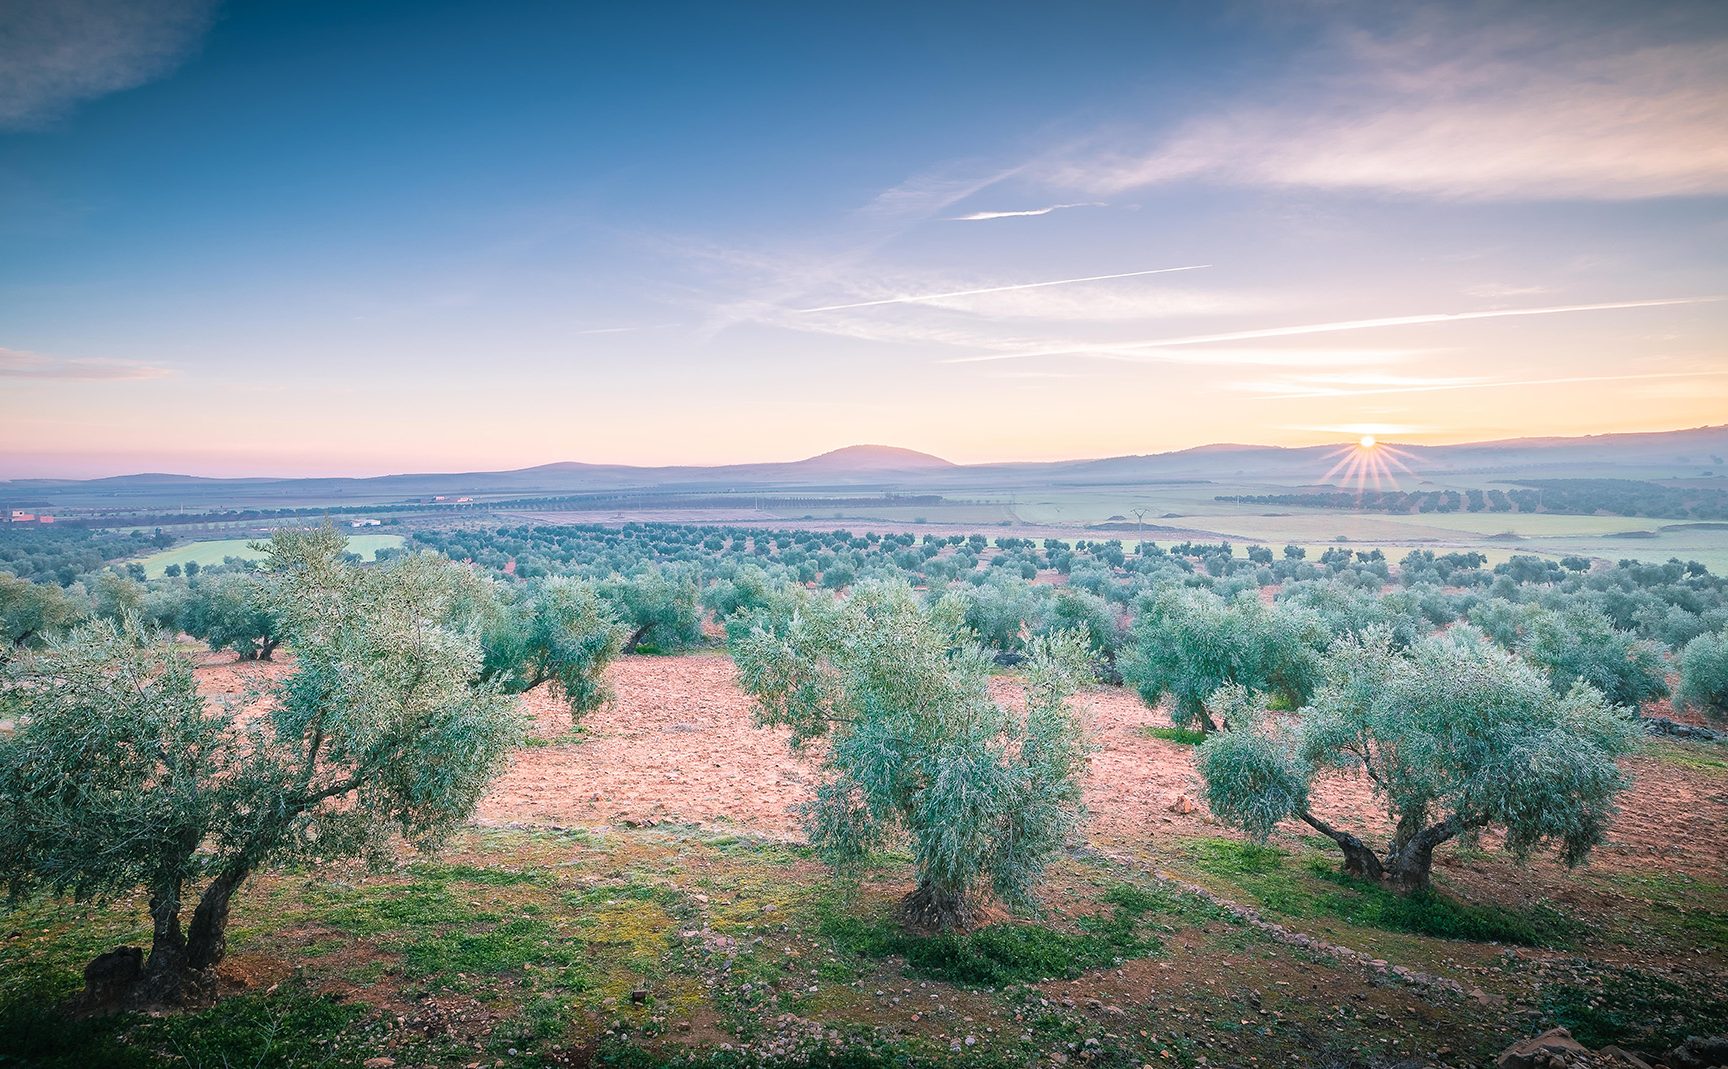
left=1540, top=963, right=1728, bottom=1051
left=1139, top=725, right=1208, bottom=745
left=1648, top=741, right=1728, bottom=774
left=0, top=982, right=377, bottom=1069
left=408, top=861, right=550, bottom=886
left=1185, top=838, right=1573, bottom=947
left=818, top=884, right=1174, bottom=985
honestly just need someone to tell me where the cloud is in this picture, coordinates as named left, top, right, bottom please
left=857, top=162, right=1024, bottom=225
left=1244, top=369, right=1728, bottom=401
left=1463, top=283, right=1555, bottom=299
left=1047, top=12, right=1728, bottom=200
left=792, top=265, right=1211, bottom=313
left=950, top=202, right=1102, bottom=222
left=909, top=284, right=1272, bottom=322
left=943, top=295, right=1725, bottom=363
left=1089, top=347, right=1425, bottom=368
left=0, top=347, right=173, bottom=381
left=0, top=0, right=219, bottom=130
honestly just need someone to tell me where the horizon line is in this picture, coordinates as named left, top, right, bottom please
left=3, top=422, right=1724, bottom=484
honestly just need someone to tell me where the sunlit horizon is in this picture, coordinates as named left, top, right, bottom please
left=2, top=1, right=1724, bottom=481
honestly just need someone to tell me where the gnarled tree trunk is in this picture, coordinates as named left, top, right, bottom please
left=1298, top=809, right=1384, bottom=881
left=86, top=863, right=254, bottom=1009
left=1302, top=810, right=1473, bottom=894
left=901, top=879, right=974, bottom=931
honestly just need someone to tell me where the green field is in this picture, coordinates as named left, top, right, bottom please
left=135, top=535, right=403, bottom=578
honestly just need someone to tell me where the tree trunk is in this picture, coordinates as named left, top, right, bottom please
left=900, top=878, right=974, bottom=931
left=1379, top=817, right=1464, bottom=894
left=132, top=886, right=190, bottom=1003
left=258, top=637, right=279, bottom=661
left=185, top=864, right=250, bottom=974
left=87, top=883, right=198, bottom=1008
left=623, top=623, right=652, bottom=654
left=1299, top=809, right=1385, bottom=882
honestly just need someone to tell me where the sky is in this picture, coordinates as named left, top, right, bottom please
left=1, top=0, right=1725, bottom=478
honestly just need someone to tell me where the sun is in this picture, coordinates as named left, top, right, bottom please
left=1359, top=434, right=1377, bottom=449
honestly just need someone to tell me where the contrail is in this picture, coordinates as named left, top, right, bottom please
left=1257, top=369, right=1728, bottom=401
left=792, top=265, right=1211, bottom=314
left=950, top=202, right=1102, bottom=222
left=942, top=294, right=1725, bottom=363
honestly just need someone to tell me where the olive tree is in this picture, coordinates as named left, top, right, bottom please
left=179, top=572, right=284, bottom=661
left=0, top=529, right=523, bottom=1005
left=730, top=581, right=1092, bottom=929
left=481, top=577, right=626, bottom=725
left=1522, top=605, right=1668, bottom=710
left=598, top=566, right=703, bottom=652
left=1196, top=629, right=1638, bottom=892
left=0, top=572, right=83, bottom=655
left=1121, top=588, right=1328, bottom=732
left=1676, top=628, right=1728, bottom=721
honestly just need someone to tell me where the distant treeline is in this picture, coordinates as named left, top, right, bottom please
left=1216, top=479, right=1728, bottom=520
left=12, top=491, right=948, bottom=529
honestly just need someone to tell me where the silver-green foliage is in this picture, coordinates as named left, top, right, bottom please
left=730, top=581, right=1093, bottom=928
left=1676, top=628, right=1728, bottom=721
left=481, top=577, right=626, bottom=723
left=1196, top=627, right=1639, bottom=890
left=1121, top=588, right=1328, bottom=731
left=0, top=528, right=524, bottom=1002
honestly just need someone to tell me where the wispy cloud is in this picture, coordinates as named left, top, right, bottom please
left=0, top=347, right=173, bottom=381
left=1089, top=347, right=1426, bottom=368
left=1246, top=369, right=1728, bottom=401
left=1046, top=11, right=1728, bottom=200
left=942, top=296, right=1725, bottom=363
left=792, top=265, right=1210, bottom=313
left=0, top=0, right=219, bottom=130
left=950, top=202, right=1102, bottom=222
left=1463, top=283, right=1555, bottom=299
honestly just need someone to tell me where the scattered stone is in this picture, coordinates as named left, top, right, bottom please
left=1667, top=1035, right=1728, bottom=1069
left=1641, top=717, right=1724, bottom=742
left=1166, top=794, right=1198, bottom=815
left=1495, top=1027, right=1674, bottom=1069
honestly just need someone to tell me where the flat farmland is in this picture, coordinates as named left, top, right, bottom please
left=133, top=534, right=404, bottom=577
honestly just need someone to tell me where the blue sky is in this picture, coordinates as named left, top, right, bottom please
left=1, top=0, right=1725, bottom=477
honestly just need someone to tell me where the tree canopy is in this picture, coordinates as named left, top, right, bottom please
left=1121, top=588, right=1328, bottom=732
left=0, top=529, right=525, bottom=1005
left=730, top=581, right=1093, bottom=929
left=1196, top=628, right=1639, bottom=891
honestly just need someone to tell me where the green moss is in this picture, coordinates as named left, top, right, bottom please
left=1184, top=838, right=1574, bottom=947
left=1139, top=725, right=1208, bottom=745
left=816, top=882, right=1177, bottom=985
left=1648, top=742, right=1728, bottom=774
left=409, top=861, right=552, bottom=886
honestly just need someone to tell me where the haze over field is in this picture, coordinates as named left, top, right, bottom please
left=2, top=1, right=1726, bottom=477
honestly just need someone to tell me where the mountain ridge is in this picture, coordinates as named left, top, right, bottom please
left=5, top=426, right=1724, bottom=502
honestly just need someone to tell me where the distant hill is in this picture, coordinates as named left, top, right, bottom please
left=793, top=445, right=955, bottom=472
left=5, top=427, right=1725, bottom=512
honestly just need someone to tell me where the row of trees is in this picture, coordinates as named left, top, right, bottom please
left=724, top=579, right=1658, bottom=924
left=1217, top=478, right=1728, bottom=519
left=4, top=522, right=1728, bottom=1013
